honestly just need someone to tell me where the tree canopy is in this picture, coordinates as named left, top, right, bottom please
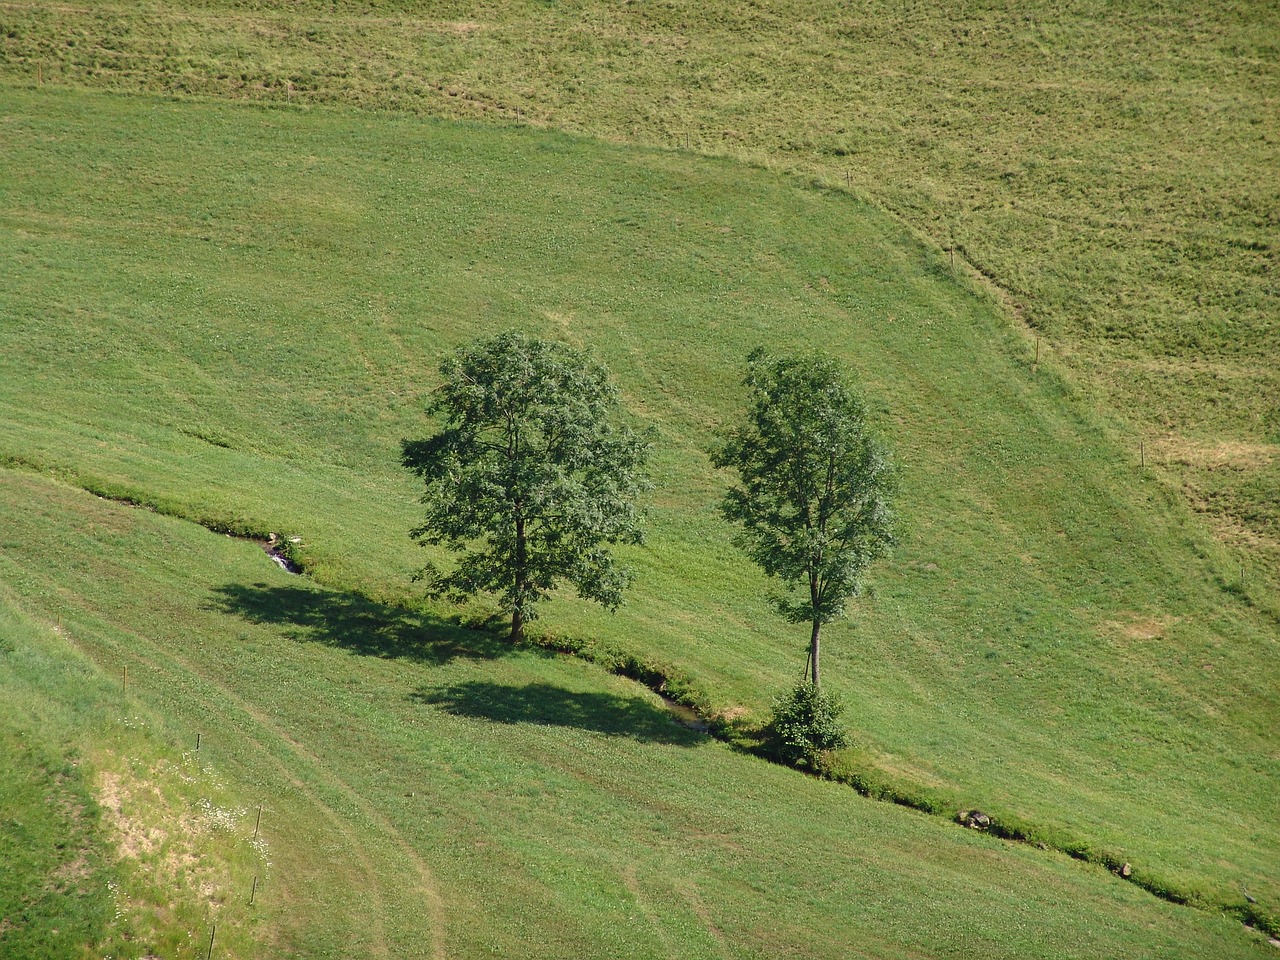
left=713, top=348, right=895, bottom=689
left=401, top=331, right=651, bottom=642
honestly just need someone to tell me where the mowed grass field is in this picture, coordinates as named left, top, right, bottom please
left=0, top=80, right=1276, bottom=958
left=1, top=0, right=1275, bottom=589
left=0, top=469, right=1265, bottom=959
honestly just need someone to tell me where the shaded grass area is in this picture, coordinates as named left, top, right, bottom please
left=0, top=710, right=110, bottom=960
left=207, top=581, right=505, bottom=666
left=0, top=467, right=1268, bottom=958
left=0, top=0, right=1275, bottom=581
left=209, top=582, right=704, bottom=742
left=0, top=87, right=1275, bottom=924
left=411, top=681, right=704, bottom=746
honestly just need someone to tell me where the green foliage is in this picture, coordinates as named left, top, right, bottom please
left=401, top=332, right=651, bottom=640
left=713, top=349, right=894, bottom=684
left=768, top=680, right=849, bottom=768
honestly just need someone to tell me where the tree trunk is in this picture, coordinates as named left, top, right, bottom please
left=511, top=513, right=527, bottom=643
left=809, top=568, right=822, bottom=689
left=810, top=617, right=821, bottom=689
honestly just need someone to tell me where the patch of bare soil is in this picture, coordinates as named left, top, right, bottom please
left=94, top=764, right=236, bottom=914
left=1099, top=613, right=1179, bottom=642
left=97, top=770, right=165, bottom=860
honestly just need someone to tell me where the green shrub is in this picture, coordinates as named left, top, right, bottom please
left=768, top=681, right=848, bottom=767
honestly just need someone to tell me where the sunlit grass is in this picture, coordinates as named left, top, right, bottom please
left=0, top=87, right=1274, bottom=934
left=1, top=0, right=1275, bottom=582
left=0, top=595, right=267, bottom=959
left=0, top=469, right=1264, bottom=957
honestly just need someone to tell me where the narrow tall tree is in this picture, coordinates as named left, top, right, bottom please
left=402, top=332, right=650, bottom=642
left=713, top=348, right=895, bottom=688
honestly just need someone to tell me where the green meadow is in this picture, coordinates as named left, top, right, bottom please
left=2, top=0, right=1275, bottom=586
left=0, top=589, right=268, bottom=960
left=1, top=85, right=1276, bottom=957
left=0, top=465, right=1264, bottom=959
left=1, top=2, right=1277, bottom=955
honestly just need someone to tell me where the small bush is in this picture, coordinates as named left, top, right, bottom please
left=767, top=681, right=848, bottom=767
left=1243, top=901, right=1280, bottom=938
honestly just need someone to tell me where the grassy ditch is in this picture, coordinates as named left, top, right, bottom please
left=519, top=620, right=1280, bottom=938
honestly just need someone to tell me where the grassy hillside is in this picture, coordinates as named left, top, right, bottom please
left=0, top=601, right=117, bottom=960
left=1, top=81, right=1276, bottom=949
left=0, top=467, right=1265, bottom=958
left=0, top=592, right=268, bottom=959
left=1, top=0, right=1275, bottom=591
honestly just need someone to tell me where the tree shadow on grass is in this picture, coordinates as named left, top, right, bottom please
left=208, top=582, right=512, bottom=666
left=411, top=681, right=705, bottom=746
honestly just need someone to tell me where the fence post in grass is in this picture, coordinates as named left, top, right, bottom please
left=123, top=665, right=128, bottom=695
left=250, top=875, right=258, bottom=905
left=253, top=804, right=263, bottom=840
left=685, top=131, right=690, bottom=150
left=1140, top=440, right=1145, bottom=469
left=846, top=169, right=851, bottom=189
left=206, top=923, right=216, bottom=960
left=196, top=732, right=201, bottom=753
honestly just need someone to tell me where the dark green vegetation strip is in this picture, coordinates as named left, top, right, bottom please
left=1, top=88, right=1275, bottom=945
left=0, top=607, right=113, bottom=959
left=0, top=468, right=1266, bottom=958
left=1, top=0, right=1275, bottom=593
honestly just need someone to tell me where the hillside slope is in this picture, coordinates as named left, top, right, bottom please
left=0, top=86, right=1275, bottom=936
left=2, top=0, right=1275, bottom=590
left=0, top=467, right=1266, bottom=958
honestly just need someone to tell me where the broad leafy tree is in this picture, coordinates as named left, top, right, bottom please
left=402, top=332, right=650, bottom=643
left=713, top=348, right=895, bottom=689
